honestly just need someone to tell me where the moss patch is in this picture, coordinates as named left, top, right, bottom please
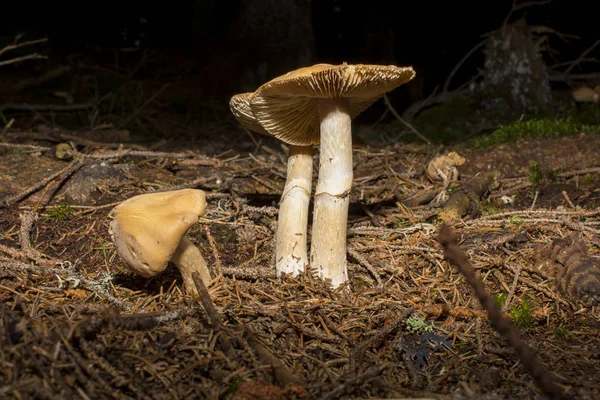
left=471, top=117, right=600, bottom=149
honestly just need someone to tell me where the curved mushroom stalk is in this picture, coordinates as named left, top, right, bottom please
left=171, top=235, right=211, bottom=296
left=276, top=144, right=313, bottom=276
left=310, top=99, right=352, bottom=287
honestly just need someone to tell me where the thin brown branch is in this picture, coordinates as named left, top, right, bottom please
left=443, top=40, right=485, bottom=93
left=563, top=39, right=600, bottom=75
left=0, top=38, right=48, bottom=57
left=0, top=54, right=46, bottom=67
left=437, top=224, right=572, bottom=400
left=383, top=94, right=431, bottom=144
left=1, top=159, right=86, bottom=207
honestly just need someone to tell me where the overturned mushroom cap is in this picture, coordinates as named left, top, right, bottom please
left=229, top=92, right=269, bottom=135
left=109, top=189, right=207, bottom=277
left=250, top=63, right=415, bottom=145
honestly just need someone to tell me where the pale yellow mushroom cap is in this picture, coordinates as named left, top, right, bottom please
left=250, top=63, right=415, bottom=146
left=108, top=189, right=207, bottom=278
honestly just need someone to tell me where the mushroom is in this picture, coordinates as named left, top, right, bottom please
left=572, top=87, right=599, bottom=103
left=250, top=63, right=415, bottom=287
left=426, top=151, right=466, bottom=203
left=230, top=92, right=313, bottom=277
left=108, top=188, right=211, bottom=296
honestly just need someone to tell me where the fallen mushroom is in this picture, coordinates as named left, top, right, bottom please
left=230, top=92, right=313, bottom=278
left=572, top=86, right=599, bottom=103
left=426, top=151, right=466, bottom=203
left=108, top=189, right=211, bottom=296
left=250, top=63, right=415, bottom=287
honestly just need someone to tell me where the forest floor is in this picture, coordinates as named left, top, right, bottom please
left=1, top=59, right=600, bottom=400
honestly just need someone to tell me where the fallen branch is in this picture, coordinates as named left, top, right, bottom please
left=562, top=39, right=600, bottom=76
left=1, top=158, right=86, bottom=207
left=0, top=38, right=48, bottom=58
left=383, top=94, right=431, bottom=144
left=0, top=38, right=48, bottom=68
left=0, top=54, right=46, bottom=68
left=437, top=224, right=572, bottom=400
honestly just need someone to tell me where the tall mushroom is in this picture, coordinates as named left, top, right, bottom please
left=250, top=63, right=415, bottom=287
left=108, top=188, right=211, bottom=296
left=230, top=92, right=313, bottom=277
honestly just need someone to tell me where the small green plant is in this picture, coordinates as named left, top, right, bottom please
left=483, top=204, right=503, bottom=216
left=509, top=215, right=523, bottom=227
left=496, top=293, right=533, bottom=327
left=527, top=161, right=543, bottom=199
left=527, top=161, right=542, bottom=187
left=101, top=242, right=109, bottom=260
left=406, top=315, right=434, bottom=334
left=394, top=219, right=411, bottom=229
left=44, top=204, right=73, bottom=222
left=495, top=292, right=508, bottom=308
left=510, top=295, right=533, bottom=327
left=554, top=324, right=569, bottom=339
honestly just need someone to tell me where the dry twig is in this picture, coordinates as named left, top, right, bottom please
left=438, top=224, right=572, bottom=400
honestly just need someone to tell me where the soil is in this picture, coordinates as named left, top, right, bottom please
left=1, top=123, right=599, bottom=400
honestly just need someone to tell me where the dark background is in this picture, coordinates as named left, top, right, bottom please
left=1, top=0, right=597, bottom=115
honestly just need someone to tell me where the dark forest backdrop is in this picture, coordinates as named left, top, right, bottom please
left=1, top=0, right=597, bottom=114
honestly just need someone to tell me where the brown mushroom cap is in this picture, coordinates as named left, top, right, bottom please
left=109, top=189, right=207, bottom=278
left=250, top=63, right=415, bottom=145
left=229, top=92, right=269, bottom=135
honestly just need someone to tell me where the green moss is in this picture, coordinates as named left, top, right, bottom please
left=44, top=204, right=73, bottom=222
left=472, top=117, right=600, bottom=149
left=510, top=295, right=533, bottom=327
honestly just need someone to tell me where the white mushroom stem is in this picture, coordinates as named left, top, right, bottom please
left=171, top=235, right=211, bottom=295
left=276, top=144, right=313, bottom=276
left=310, top=98, right=352, bottom=288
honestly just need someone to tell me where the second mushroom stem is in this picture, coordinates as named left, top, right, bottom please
left=310, top=98, right=352, bottom=288
left=171, top=235, right=211, bottom=296
left=276, top=144, right=313, bottom=276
